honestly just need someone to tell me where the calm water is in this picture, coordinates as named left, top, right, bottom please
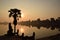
left=0, top=24, right=60, bottom=39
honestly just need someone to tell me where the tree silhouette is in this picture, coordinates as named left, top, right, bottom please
left=8, top=8, right=21, bottom=34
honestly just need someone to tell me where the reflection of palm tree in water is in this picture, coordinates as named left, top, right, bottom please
left=7, top=23, right=13, bottom=35
left=8, top=8, right=21, bottom=34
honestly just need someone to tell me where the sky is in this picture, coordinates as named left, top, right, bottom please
left=0, top=0, right=60, bottom=22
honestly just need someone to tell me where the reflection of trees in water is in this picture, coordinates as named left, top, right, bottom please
left=20, top=17, right=60, bottom=31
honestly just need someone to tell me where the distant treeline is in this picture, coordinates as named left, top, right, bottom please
left=18, top=17, right=60, bottom=31
left=0, top=22, right=8, bottom=25
left=0, top=17, right=60, bottom=31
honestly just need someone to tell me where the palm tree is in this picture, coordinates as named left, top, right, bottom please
left=8, top=8, right=21, bottom=34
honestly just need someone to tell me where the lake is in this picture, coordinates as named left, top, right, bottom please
left=0, top=24, right=60, bottom=39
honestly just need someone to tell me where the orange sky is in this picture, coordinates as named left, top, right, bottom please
left=0, top=0, right=60, bottom=22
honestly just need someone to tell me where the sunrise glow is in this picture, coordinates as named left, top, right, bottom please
left=20, top=28, right=24, bottom=33
left=21, top=13, right=24, bottom=18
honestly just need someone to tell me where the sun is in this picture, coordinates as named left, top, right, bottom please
left=21, top=13, right=24, bottom=18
